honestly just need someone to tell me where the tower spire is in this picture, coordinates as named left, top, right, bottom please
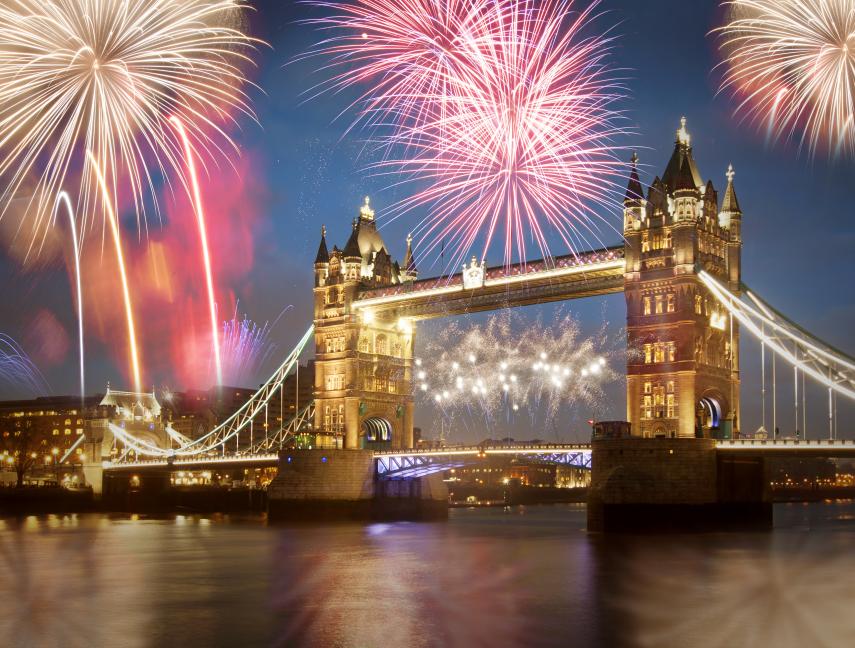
left=314, top=225, right=329, bottom=264
left=624, top=152, right=644, bottom=202
left=402, top=232, right=417, bottom=279
left=721, top=164, right=741, bottom=214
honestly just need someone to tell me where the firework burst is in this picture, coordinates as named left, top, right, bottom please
left=414, top=310, right=618, bottom=441
left=715, top=0, right=855, bottom=157
left=0, top=333, right=50, bottom=396
left=305, top=0, right=631, bottom=270
left=0, top=0, right=258, bottom=254
left=220, top=304, right=291, bottom=386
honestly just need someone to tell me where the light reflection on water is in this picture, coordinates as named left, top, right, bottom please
left=1, top=503, right=854, bottom=648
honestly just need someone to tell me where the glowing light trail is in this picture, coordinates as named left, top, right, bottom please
left=52, top=191, right=85, bottom=403
left=700, top=271, right=855, bottom=401
left=170, top=116, right=222, bottom=386
left=0, top=0, right=259, bottom=252
left=87, top=151, right=142, bottom=394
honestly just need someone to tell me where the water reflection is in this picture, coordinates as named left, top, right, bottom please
left=0, top=504, right=853, bottom=647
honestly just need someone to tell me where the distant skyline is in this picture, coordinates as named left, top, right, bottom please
left=0, top=0, right=852, bottom=441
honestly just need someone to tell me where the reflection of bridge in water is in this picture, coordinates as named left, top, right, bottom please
left=82, top=119, right=855, bottom=530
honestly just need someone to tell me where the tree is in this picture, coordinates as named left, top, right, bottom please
left=2, top=426, right=41, bottom=488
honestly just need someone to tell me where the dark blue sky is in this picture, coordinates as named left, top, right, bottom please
left=1, top=1, right=852, bottom=440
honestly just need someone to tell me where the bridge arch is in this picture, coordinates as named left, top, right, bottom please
left=361, top=416, right=393, bottom=449
left=696, top=391, right=726, bottom=438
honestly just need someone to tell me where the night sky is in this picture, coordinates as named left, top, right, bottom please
left=0, top=0, right=852, bottom=441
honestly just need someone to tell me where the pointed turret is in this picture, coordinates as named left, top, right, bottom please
left=624, top=152, right=644, bottom=203
left=401, top=232, right=418, bottom=281
left=721, top=164, right=741, bottom=214
left=662, top=116, right=702, bottom=191
left=674, top=156, right=698, bottom=193
left=719, top=164, right=742, bottom=238
left=314, top=225, right=329, bottom=264
left=343, top=218, right=362, bottom=259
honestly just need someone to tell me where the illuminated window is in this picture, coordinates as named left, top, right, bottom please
left=655, top=295, right=664, bottom=314
left=641, top=233, right=650, bottom=252
left=323, top=405, right=331, bottom=430
left=667, top=342, right=676, bottom=362
left=375, top=334, right=388, bottom=355
left=375, top=375, right=389, bottom=393
left=653, top=384, right=665, bottom=418
left=642, top=395, right=652, bottom=419
left=643, top=344, right=652, bottom=364
left=667, top=381, right=674, bottom=393
left=325, top=372, right=344, bottom=391
left=666, top=394, right=676, bottom=418
left=694, top=294, right=702, bottom=315
left=643, top=296, right=651, bottom=315
left=653, top=343, right=665, bottom=363
left=666, top=293, right=675, bottom=313
left=358, top=336, right=370, bottom=353
left=644, top=382, right=652, bottom=394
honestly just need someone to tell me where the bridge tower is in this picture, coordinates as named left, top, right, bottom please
left=312, top=198, right=416, bottom=450
left=624, top=118, right=742, bottom=439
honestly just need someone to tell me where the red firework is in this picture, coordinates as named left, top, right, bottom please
left=304, top=0, right=631, bottom=270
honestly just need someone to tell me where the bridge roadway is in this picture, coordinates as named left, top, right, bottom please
left=102, top=439, right=855, bottom=476
left=352, top=246, right=625, bottom=320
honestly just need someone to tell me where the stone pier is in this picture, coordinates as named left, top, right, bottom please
left=267, top=449, right=448, bottom=521
left=588, top=437, right=772, bottom=532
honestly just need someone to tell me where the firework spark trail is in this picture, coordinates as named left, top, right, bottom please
left=52, top=191, right=84, bottom=402
left=414, top=311, right=617, bottom=441
left=170, top=116, right=222, bottom=386
left=220, top=304, right=292, bottom=387
left=304, top=0, right=631, bottom=271
left=87, top=151, right=142, bottom=394
left=714, top=0, right=855, bottom=158
left=0, top=0, right=258, bottom=255
left=0, top=333, right=49, bottom=395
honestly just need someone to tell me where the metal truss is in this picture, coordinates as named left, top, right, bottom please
left=375, top=444, right=593, bottom=479
left=109, top=326, right=314, bottom=462
left=247, top=402, right=315, bottom=455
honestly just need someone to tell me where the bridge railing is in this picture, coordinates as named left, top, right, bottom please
left=716, top=439, right=855, bottom=450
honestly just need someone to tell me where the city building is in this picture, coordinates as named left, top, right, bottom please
left=0, top=394, right=106, bottom=486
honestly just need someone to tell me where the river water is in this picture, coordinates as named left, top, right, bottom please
left=1, top=502, right=854, bottom=648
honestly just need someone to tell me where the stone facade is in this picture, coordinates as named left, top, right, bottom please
left=624, top=119, right=742, bottom=439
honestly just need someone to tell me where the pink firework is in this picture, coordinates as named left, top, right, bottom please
left=305, top=0, right=630, bottom=269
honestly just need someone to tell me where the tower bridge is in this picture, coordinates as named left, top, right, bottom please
left=90, top=118, right=855, bottom=529
left=311, top=118, right=744, bottom=449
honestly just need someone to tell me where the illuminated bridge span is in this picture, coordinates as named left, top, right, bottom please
left=97, top=119, right=855, bottom=475
left=101, top=439, right=855, bottom=474
left=353, top=247, right=625, bottom=320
